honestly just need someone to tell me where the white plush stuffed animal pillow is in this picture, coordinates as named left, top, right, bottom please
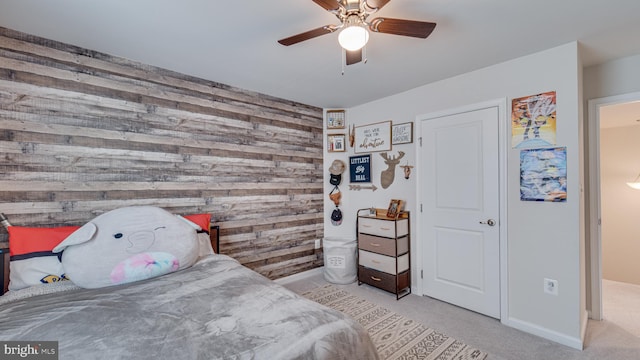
left=53, top=206, right=199, bottom=289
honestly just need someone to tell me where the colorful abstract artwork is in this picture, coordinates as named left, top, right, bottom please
left=512, top=91, right=557, bottom=148
left=520, top=147, right=567, bottom=202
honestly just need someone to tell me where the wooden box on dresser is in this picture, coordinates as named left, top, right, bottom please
left=356, top=208, right=410, bottom=300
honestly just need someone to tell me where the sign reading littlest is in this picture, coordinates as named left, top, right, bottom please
left=349, top=154, right=371, bottom=183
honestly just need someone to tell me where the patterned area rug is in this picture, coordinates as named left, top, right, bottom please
left=302, top=285, right=488, bottom=360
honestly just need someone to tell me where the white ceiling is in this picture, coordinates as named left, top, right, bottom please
left=2, top=0, right=640, bottom=109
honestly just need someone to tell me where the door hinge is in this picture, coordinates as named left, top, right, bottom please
left=420, top=204, right=423, bottom=212
left=421, top=269, right=423, bottom=279
left=419, top=137, right=422, bottom=146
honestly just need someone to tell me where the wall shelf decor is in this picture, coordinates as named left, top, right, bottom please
left=326, top=109, right=346, bottom=129
left=327, top=134, right=346, bottom=152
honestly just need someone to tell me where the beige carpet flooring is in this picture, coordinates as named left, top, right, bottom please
left=282, top=271, right=640, bottom=360
left=602, top=279, right=640, bottom=337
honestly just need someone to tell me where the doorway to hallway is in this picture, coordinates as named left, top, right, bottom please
left=588, top=92, right=640, bottom=337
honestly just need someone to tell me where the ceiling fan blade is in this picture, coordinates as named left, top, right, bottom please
left=278, top=26, right=335, bottom=46
left=369, top=17, right=436, bottom=38
left=364, top=0, right=391, bottom=11
left=346, top=49, right=362, bottom=65
left=312, top=0, right=340, bottom=11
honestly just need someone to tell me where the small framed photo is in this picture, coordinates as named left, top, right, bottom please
left=386, top=199, right=404, bottom=218
left=326, top=110, right=346, bottom=129
left=392, top=122, right=413, bottom=145
left=327, top=134, right=346, bottom=152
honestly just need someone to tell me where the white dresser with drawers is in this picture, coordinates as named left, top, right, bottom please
left=356, top=208, right=411, bottom=299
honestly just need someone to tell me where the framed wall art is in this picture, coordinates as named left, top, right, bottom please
left=327, top=134, right=346, bottom=152
left=392, top=122, right=413, bottom=144
left=326, top=109, right=346, bottom=129
left=349, top=154, right=371, bottom=183
left=354, top=120, right=392, bottom=153
left=386, top=199, right=404, bottom=218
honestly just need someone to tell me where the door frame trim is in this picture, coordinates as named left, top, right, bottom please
left=414, top=98, right=508, bottom=321
left=587, top=91, right=640, bottom=321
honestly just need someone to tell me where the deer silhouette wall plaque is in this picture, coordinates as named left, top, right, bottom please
left=380, top=151, right=405, bottom=189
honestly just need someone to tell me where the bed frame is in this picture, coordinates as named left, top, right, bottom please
left=1, top=248, right=8, bottom=296
left=210, top=225, right=220, bottom=254
left=0, top=224, right=220, bottom=295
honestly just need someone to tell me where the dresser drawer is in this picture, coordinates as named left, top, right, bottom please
left=358, top=266, right=410, bottom=294
left=358, top=234, right=409, bottom=256
left=358, top=217, right=408, bottom=238
left=359, top=250, right=409, bottom=274
left=358, top=266, right=396, bottom=293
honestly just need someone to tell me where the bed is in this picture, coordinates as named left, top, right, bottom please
left=0, top=208, right=378, bottom=360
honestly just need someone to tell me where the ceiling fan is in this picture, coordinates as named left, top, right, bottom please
left=277, top=0, right=436, bottom=65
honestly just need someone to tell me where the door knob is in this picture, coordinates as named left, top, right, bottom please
left=479, top=219, right=496, bottom=226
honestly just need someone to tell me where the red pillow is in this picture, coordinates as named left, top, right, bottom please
left=8, top=225, right=80, bottom=291
left=183, top=214, right=211, bottom=233
left=9, top=226, right=80, bottom=257
left=182, top=214, right=214, bottom=256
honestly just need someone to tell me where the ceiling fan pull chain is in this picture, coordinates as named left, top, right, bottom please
left=341, top=48, right=346, bottom=75
left=363, top=44, right=367, bottom=64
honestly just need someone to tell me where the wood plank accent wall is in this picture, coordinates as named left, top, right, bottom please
left=0, top=27, right=325, bottom=279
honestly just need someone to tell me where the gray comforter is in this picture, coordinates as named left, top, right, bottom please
left=0, top=254, right=379, bottom=360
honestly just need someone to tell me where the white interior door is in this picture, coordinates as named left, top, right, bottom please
left=420, top=106, right=500, bottom=319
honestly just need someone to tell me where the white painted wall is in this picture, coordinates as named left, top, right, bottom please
left=583, top=53, right=640, bottom=101
left=600, top=125, right=640, bottom=286
left=324, top=42, right=586, bottom=348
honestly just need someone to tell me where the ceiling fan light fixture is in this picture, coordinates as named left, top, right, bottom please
left=627, top=182, right=640, bottom=189
left=277, top=1, right=436, bottom=66
left=627, top=172, right=640, bottom=189
left=338, top=24, right=369, bottom=51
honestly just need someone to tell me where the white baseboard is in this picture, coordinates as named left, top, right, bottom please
left=274, top=266, right=324, bottom=285
left=502, top=316, right=584, bottom=350
left=580, top=309, right=589, bottom=345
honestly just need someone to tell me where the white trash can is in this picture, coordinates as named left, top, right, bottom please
left=323, top=237, right=357, bottom=284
